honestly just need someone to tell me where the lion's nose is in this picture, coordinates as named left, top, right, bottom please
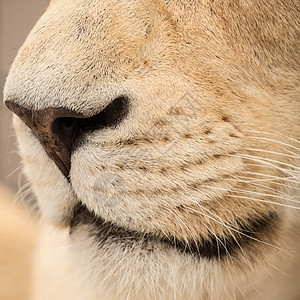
left=5, top=97, right=129, bottom=179
left=5, top=101, right=85, bottom=178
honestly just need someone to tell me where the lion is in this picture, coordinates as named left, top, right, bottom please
left=3, top=0, right=300, bottom=299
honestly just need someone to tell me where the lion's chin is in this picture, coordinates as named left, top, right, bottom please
left=69, top=203, right=277, bottom=260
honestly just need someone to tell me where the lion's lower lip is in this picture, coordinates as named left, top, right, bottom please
left=70, top=203, right=277, bottom=260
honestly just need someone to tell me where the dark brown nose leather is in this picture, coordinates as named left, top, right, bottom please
left=5, top=97, right=129, bottom=178
left=5, top=101, right=85, bottom=178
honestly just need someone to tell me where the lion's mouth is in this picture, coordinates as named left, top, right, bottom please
left=70, top=203, right=277, bottom=260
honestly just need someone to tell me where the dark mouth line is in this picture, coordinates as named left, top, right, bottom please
left=70, top=205, right=277, bottom=260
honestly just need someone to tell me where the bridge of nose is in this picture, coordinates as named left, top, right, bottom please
left=5, top=101, right=85, bottom=179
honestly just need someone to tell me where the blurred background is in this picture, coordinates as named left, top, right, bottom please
left=1, top=0, right=49, bottom=190
left=0, top=1, right=48, bottom=299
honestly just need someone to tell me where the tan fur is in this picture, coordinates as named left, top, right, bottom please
left=3, top=0, right=300, bottom=299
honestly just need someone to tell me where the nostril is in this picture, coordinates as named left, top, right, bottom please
left=51, top=96, right=129, bottom=150
left=59, top=118, right=78, bottom=131
left=76, top=95, right=129, bottom=132
left=67, top=95, right=129, bottom=150
left=52, top=117, right=79, bottom=142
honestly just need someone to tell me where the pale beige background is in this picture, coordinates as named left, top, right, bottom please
left=0, top=0, right=49, bottom=190
left=0, top=1, right=48, bottom=299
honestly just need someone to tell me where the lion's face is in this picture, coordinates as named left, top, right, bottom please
left=3, top=0, right=300, bottom=299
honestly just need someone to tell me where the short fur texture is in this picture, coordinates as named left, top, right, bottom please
left=3, top=0, right=300, bottom=299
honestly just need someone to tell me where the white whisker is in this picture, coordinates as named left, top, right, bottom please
left=163, top=178, right=247, bottom=241
left=5, top=164, right=23, bottom=180
left=244, top=148, right=299, bottom=159
left=244, top=136, right=300, bottom=153
left=240, top=172, right=299, bottom=184
left=167, top=178, right=286, bottom=250
left=201, top=185, right=300, bottom=204
left=242, top=129, right=300, bottom=145
left=226, top=177, right=300, bottom=194
left=227, top=153, right=300, bottom=172
left=238, top=162, right=299, bottom=176
left=228, top=195, right=300, bottom=210
left=185, top=206, right=285, bottom=251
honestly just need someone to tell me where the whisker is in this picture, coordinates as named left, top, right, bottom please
left=242, top=129, right=300, bottom=145
left=227, top=153, right=300, bottom=171
left=238, top=162, right=298, bottom=174
left=244, top=148, right=299, bottom=159
left=168, top=179, right=285, bottom=250
left=244, top=136, right=300, bottom=153
left=228, top=194, right=300, bottom=210
left=236, top=163, right=300, bottom=183
left=226, top=177, right=300, bottom=194
left=185, top=206, right=285, bottom=251
left=5, top=164, right=23, bottom=180
left=163, top=178, right=224, bottom=253
left=140, top=192, right=192, bottom=246
left=163, top=178, right=248, bottom=243
left=240, top=172, right=299, bottom=184
left=201, top=185, right=300, bottom=204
